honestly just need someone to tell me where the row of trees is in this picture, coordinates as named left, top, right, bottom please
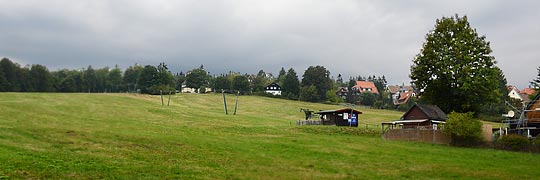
left=0, top=57, right=393, bottom=107
left=0, top=58, right=176, bottom=94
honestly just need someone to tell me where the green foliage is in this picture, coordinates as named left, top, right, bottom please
left=123, top=64, right=143, bottom=92
left=232, top=75, right=250, bottom=93
left=444, top=112, right=483, bottom=146
left=299, top=85, right=318, bottom=102
left=277, top=67, right=287, bottom=85
left=0, top=58, right=20, bottom=91
left=29, top=64, right=54, bottom=92
left=138, top=65, right=158, bottom=94
left=185, top=67, right=209, bottom=93
left=213, top=75, right=231, bottom=92
left=325, top=89, right=342, bottom=104
left=497, top=135, right=530, bottom=151
left=282, top=68, right=300, bottom=99
left=359, top=92, right=377, bottom=106
left=531, top=66, right=540, bottom=88
left=301, top=66, right=332, bottom=102
left=108, top=65, right=123, bottom=92
left=251, top=70, right=270, bottom=93
left=410, top=15, right=501, bottom=114
left=82, top=66, right=97, bottom=92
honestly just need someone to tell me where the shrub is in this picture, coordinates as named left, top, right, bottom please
left=497, top=135, right=530, bottom=151
left=444, top=112, right=483, bottom=146
left=148, top=85, right=176, bottom=95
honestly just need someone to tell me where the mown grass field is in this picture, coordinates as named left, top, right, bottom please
left=0, top=93, right=538, bottom=179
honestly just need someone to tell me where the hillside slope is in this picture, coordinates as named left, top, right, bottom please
left=0, top=93, right=538, bottom=179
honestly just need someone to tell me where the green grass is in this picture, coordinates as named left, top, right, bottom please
left=0, top=93, right=537, bottom=179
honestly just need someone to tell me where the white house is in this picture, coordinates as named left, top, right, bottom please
left=507, top=86, right=522, bottom=100
left=264, top=82, right=282, bottom=96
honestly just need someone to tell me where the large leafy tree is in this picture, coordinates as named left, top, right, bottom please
left=138, top=65, right=158, bottom=94
left=282, top=68, right=300, bottom=99
left=29, top=64, right=54, bottom=92
left=82, top=66, right=97, bottom=93
left=123, top=64, right=143, bottom=92
left=232, top=75, right=250, bottom=94
left=410, top=15, right=500, bottom=114
left=155, top=63, right=174, bottom=89
left=213, top=75, right=231, bottom=92
left=301, top=66, right=332, bottom=102
left=0, top=58, right=21, bottom=91
left=251, top=70, right=268, bottom=93
left=108, top=65, right=123, bottom=92
left=185, top=66, right=209, bottom=93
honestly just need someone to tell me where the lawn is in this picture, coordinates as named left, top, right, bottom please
left=0, top=93, right=538, bottom=179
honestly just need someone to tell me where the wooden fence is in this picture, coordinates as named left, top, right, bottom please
left=383, top=129, right=451, bottom=144
left=296, top=120, right=323, bottom=125
left=295, top=120, right=381, bottom=129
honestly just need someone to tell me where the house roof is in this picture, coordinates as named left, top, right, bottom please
left=402, top=104, right=447, bottom=121
left=265, top=82, right=280, bottom=88
left=395, top=91, right=414, bottom=105
left=336, top=87, right=348, bottom=93
left=507, top=85, right=520, bottom=93
left=353, top=81, right=379, bottom=94
left=387, top=85, right=399, bottom=94
left=521, top=88, right=537, bottom=96
left=315, top=108, right=363, bottom=115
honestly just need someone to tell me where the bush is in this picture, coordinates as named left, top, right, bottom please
left=497, top=135, right=530, bottom=151
left=147, top=85, right=176, bottom=95
left=444, top=112, right=483, bottom=146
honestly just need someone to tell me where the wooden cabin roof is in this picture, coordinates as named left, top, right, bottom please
left=401, top=104, right=447, bottom=121
left=315, top=108, right=362, bottom=115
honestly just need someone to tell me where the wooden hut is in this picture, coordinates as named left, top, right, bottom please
left=525, top=93, right=540, bottom=137
left=526, top=93, right=540, bottom=122
left=383, top=104, right=447, bottom=130
left=315, top=108, right=362, bottom=127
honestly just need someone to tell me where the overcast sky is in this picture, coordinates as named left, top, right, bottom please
left=1, top=0, right=538, bottom=88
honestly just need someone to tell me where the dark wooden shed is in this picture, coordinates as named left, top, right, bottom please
left=402, top=104, right=447, bottom=121
left=526, top=93, right=540, bottom=122
left=315, top=108, right=362, bottom=127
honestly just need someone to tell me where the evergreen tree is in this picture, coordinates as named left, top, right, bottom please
left=531, top=66, right=540, bottom=89
left=277, top=67, right=287, bottom=85
left=410, top=15, right=500, bottom=114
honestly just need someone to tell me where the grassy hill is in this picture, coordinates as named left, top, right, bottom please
left=0, top=93, right=538, bottom=179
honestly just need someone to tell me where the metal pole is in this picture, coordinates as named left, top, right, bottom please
left=222, top=89, right=228, bottom=115
left=233, top=91, right=239, bottom=115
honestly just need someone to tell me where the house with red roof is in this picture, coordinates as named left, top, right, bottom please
left=351, top=81, right=379, bottom=95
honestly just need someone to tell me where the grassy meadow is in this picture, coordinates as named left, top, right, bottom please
left=0, top=93, right=539, bottom=179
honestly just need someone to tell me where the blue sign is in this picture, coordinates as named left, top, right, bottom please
left=351, top=114, right=357, bottom=125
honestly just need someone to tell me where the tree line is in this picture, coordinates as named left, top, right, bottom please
left=0, top=57, right=395, bottom=107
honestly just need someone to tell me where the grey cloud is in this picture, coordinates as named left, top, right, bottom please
left=0, top=0, right=538, bottom=88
